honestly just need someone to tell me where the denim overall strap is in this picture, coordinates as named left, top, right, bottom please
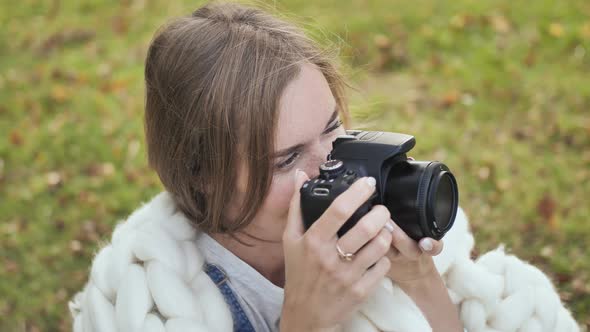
left=204, top=263, right=256, bottom=332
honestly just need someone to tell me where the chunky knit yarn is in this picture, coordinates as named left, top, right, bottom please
left=69, top=192, right=580, bottom=332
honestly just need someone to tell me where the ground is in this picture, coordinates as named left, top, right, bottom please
left=0, top=0, right=589, bottom=330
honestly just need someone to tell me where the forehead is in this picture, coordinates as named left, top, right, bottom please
left=275, top=64, right=336, bottom=151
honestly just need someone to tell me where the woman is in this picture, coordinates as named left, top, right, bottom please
left=69, top=2, right=579, bottom=331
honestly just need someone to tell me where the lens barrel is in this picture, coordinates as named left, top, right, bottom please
left=384, top=161, right=458, bottom=240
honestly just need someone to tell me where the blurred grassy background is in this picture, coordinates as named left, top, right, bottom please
left=1, top=0, right=589, bottom=330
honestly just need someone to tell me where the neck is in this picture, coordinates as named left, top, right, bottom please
left=210, top=231, right=286, bottom=287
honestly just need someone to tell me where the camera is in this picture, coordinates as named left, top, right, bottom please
left=300, top=130, right=459, bottom=241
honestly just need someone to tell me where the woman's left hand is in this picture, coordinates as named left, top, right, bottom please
left=384, top=221, right=465, bottom=332
left=384, top=220, right=444, bottom=284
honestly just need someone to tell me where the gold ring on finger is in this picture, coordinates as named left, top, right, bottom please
left=335, top=243, right=355, bottom=261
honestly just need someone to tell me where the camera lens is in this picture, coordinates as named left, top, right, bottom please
left=383, top=160, right=458, bottom=240
left=432, top=172, right=454, bottom=230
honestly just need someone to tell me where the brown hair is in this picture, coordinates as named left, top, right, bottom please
left=144, top=1, right=349, bottom=237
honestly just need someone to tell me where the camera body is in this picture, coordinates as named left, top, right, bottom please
left=300, top=130, right=458, bottom=240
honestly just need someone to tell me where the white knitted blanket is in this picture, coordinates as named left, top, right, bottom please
left=69, top=192, right=580, bottom=332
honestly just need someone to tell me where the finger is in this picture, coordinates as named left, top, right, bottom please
left=351, top=227, right=393, bottom=275
left=389, top=219, right=422, bottom=259
left=336, top=205, right=390, bottom=254
left=419, top=238, right=444, bottom=256
left=352, top=256, right=391, bottom=303
left=284, top=169, right=310, bottom=240
left=309, top=176, right=376, bottom=240
left=385, top=246, right=401, bottom=262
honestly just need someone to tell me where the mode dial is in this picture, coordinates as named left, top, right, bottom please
left=319, top=159, right=345, bottom=180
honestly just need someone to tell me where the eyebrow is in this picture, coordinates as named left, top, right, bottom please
left=273, top=106, right=339, bottom=159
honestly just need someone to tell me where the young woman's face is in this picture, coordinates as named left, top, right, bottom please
left=234, top=63, right=346, bottom=242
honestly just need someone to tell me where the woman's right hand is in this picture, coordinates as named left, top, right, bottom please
left=280, top=169, right=394, bottom=332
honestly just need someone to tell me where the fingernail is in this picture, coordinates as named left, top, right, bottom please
left=365, top=177, right=376, bottom=187
left=420, top=238, right=433, bottom=252
left=384, top=220, right=395, bottom=233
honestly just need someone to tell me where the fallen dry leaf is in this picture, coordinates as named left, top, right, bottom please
left=537, top=193, right=558, bottom=230
left=96, top=63, right=112, bottom=78
left=548, top=23, right=565, bottom=37
left=81, top=220, right=100, bottom=242
left=478, top=166, right=491, bottom=180
left=50, top=85, right=70, bottom=103
left=9, top=130, right=23, bottom=146
left=125, top=168, right=141, bottom=182
left=84, top=163, right=115, bottom=177
left=4, top=259, right=20, bottom=274
left=373, top=34, right=392, bottom=50
left=112, top=15, right=129, bottom=34
left=372, top=34, right=394, bottom=71
left=540, top=245, right=554, bottom=258
left=46, top=171, right=62, bottom=187
left=0, top=301, right=10, bottom=316
left=50, top=68, right=78, bottom=83
left=430, top=54, right=442, bottom=67
left=513, top=126, right=534, bottom=140
left=490, top=14, right=511, bottom=34
left=53, top=219, right=65, bottom=231
left=440, top=90, right=460, bottom=108
left=450, top=15, right=467, bottom=30
left=28, top=324, right=41, bottom=332
left=56, top=288, right=68, bottom=301
left=572, top=277, right=588, bottom=294
left=70, top=240, right=82, bottom=254
left=461, top=93, right=475, bottom=106
left=37, top=29, right=96, bottom=55
left=495, top=178, right=511, bottom=192
left=100, top=78, right=129, bottom=93
left=127, top=140, right=140, bottom=160
left=524, top=49, right=536, bottom=67
left=579, top=22, right=590, bottom=40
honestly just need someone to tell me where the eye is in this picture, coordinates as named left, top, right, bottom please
left=276, top=151, right=300, bottom=169
left=324, top=120, right=343, bottom=134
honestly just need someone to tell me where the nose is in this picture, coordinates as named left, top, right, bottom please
left=306, top=139, right=333, bottom=178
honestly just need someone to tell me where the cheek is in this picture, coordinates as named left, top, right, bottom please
left=260, top=174, right=296, bottom=218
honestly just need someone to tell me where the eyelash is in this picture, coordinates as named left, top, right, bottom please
left=277, top=151, right=300, bottom=169
left=276, top=120, right=343, bottom=170
left=325, top=120, right=343, bottom=134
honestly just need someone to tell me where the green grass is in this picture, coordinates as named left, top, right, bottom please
left=1, top=0, right=589, bottom=330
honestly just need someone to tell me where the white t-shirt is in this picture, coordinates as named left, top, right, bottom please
left=195, top=232, right=285, bottom=332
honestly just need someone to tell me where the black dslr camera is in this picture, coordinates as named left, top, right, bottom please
left=300, top=130, right=458, bottom=241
